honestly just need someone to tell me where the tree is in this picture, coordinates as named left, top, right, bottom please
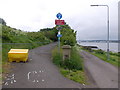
left=60, top=24, right=76, bottom=46
left=39, top=27, right=58, bottom=41
left=0, top=18, right=6, bottom=25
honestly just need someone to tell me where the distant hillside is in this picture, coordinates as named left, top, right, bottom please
left=77, top=40, right=119, bottom=43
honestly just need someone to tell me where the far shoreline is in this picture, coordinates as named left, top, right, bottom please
left=77, top=42, right=119, bottom=53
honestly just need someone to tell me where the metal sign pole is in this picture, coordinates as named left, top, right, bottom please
left=56, top=13, right=63, bottom=54
left=58, top=36, right=60, bottom=53
left=57, top=26, right=62, bottom=53
left=58, top=27, right=60, bottom=53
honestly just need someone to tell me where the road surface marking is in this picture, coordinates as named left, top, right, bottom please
left=36, top=80, right=39, bottom=82
left=35, top=71, right=37, bottom=74
left=42, top=79, right=44, bottom=82
left=4, top=82, right=8, bottom=85
left=14, top=80, right=16, bottom=83
left=11, top=81, right=13, bottom=84
left=27, top=72, right=31, bottom=80
left=12, top=74, right=14, bottom=77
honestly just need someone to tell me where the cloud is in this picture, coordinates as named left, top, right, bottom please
left=0, top=0, right=118, bottom=40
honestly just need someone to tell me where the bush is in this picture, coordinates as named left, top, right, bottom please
left=52, top=46, right=83, bottom=70
left=61, top=35, right=76, bottom=46
left=94, top=49, right=105, bottom=54
left=69, top=47, right=83, bottom=70
left=2, top=25, right=51, bottom=62
left=60, top=25, right=76, bottom=46
left=63, top=58, right=82, bottom=70
left=110, top=51, right=120, bottom=57
left=52, top=47, right=63, bottom=67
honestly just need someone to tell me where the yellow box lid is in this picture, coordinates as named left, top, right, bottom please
left=8, top=49, right=29, bottom=53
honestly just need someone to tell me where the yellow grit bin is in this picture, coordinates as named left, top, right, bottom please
left=8, top=49, right=29, bottom=62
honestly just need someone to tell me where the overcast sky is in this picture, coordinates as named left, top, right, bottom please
left=0, top=0, right=119, bottom=40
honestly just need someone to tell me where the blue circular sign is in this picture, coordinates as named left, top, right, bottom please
left=56, top=13, right=62, bottom=19
left=57, top=34, right=62, bottom=37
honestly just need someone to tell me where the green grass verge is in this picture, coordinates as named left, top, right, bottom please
left=0, top=63, right=2, bottom=84
left=79, top=45, right=119, bottom=67
left=91, top=51, right=119, bottom=67
left=52, top=46, right=63, bottom=67
left=60, top=68, right=88, bottom=84
left=52, top=45, right=88, bottom=84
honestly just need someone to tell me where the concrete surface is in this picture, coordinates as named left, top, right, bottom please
left=2, top=43, right=84, bottom=88
left=80, top=50, right=118, bottom=88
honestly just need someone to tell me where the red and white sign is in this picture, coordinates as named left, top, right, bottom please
left=55, top=20, right=65, bottom=25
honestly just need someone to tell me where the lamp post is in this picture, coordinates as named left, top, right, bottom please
left=91, top=5, right=110, bottom=60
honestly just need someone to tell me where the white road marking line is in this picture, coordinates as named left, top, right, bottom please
left=14, top=80, right=16, bottom=83
left=36, top=80, right=39, bottom=82
left=11, top=76, right=14, bottom=79
left=27, top=72, right=31, bottom=80
left=42, top=79, right=44, bottom=82
left=11, top=81, right=13, bottom=84
left=5, top=82, right=8, bottom=85
left=83, top=84, right=85, bottom=86
left=39, top=71, right=41, bottom=73
left=35, top=71, right=37, bottom=74
left=12, top=74, right=14, bottom=77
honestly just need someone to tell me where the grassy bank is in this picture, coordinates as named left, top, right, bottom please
left=52, top=45, right=88, bottom=84
left=79, top=45, right=119, bottom=67
left=0, top=64, right=1, bottom=84
left=91, top=50, right=119, bottom=67
left=2, top=25, right=52, bottom=83
left=1, top=20, right=77, bottom=85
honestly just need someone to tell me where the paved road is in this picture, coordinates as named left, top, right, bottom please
left=80, top=50, right=119, bottom=88
left=2, top=43, right=84, bottom=88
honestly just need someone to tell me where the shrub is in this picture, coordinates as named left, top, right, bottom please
left=52, top=46, right=83, bottom=70
left=60, top=25, right=76, bottom=46
left=52, top=47, right=63, bottom=67
left=95, top=49, right=105, bottom=54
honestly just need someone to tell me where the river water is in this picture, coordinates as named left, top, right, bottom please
left=78, top=42, right=119, bottom=53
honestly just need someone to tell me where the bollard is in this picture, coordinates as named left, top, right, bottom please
left=62, top=45, right=71, bottom=61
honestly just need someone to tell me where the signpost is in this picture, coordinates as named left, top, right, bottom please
left=55, top=20, right=65, bottom=25
left=56, top=13, right=62, bottom=19
left=55, top=13, right=64, bottom=53
left=56, top=26, right=62, bottom=30
left=57, top=34, right=62, bottom=37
